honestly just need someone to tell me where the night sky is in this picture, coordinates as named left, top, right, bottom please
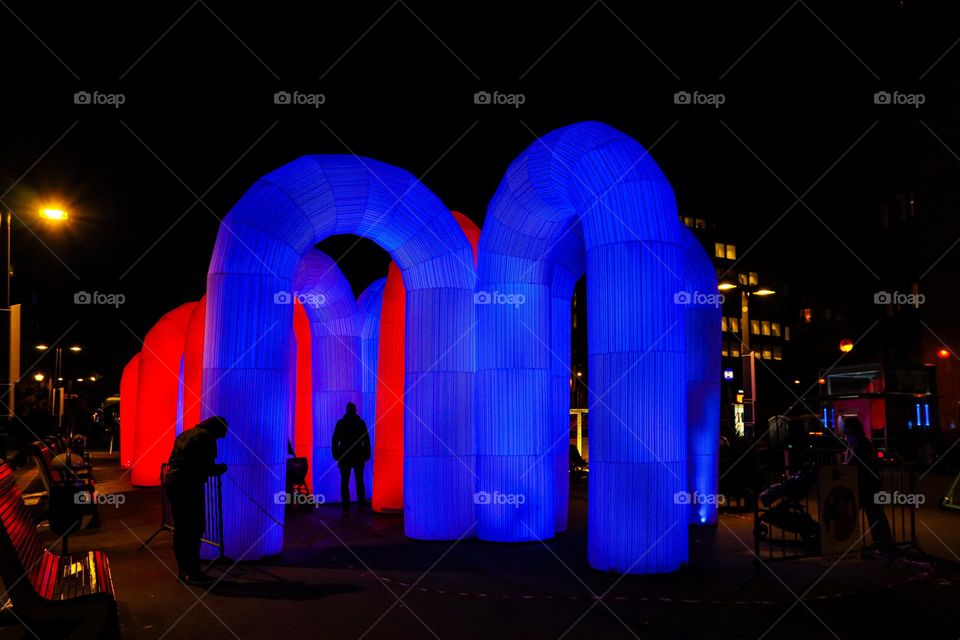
left=3, top=1, right=959, bottom=393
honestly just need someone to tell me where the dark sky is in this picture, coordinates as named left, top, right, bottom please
left=2, top=1, right=959, bottom=391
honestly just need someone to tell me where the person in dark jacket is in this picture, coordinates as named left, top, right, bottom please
left=331, top=402, right=371, bottom=513
left=164, top=416, right=228, bottom=584
left=841, top=416, right=892, bottom=548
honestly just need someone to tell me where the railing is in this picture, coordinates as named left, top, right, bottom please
left=139, top=463, right=225, bottom=560
left=753, top=455, right=916, bottom=565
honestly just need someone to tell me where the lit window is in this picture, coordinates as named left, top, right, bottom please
left=751, top=320, right=760, bottom=335
left=721, top=317, right=728, bottom=332
left=729, top=318, right=740, bottom=333
left=695, top=219, right=705, bottom=229
left=773, top=345, right=782, bottom=360
left=802, top=309, right=812, bottom=324
left=725, top=244, right=736, bottom=260
left=748, top=272, right=759, bottom=286
left=762, top=346, right=772, bottom=360
left=771, top=322, right=781, bottom=337
left=738, top=272, right=748, bottom=285
left=683, top=216, right=694, bottom=228
left=761, top=321, right=771, bottom=336
left=784, top=326, right=791, bottom=341
left=721, top=342, right=729, bottom=357
left=715, top=243, right=725, bottom=258
left=730, top=344, right=741, bottom=358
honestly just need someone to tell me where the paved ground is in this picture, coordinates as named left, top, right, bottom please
left=3, top=453, right=959, bottom=639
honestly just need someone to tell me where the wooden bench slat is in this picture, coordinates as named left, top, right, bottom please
left=0, top=460, right=115, bottom=609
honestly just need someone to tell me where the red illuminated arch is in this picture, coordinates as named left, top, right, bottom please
left=132, top=301, right=197, bottom=486
left=119, top=353, right=141, bottom=468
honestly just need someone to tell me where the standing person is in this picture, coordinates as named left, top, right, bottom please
left=165, top=416, right=228, bottom=584
left=332, top=402, right=371, bottom=513
left=840, top=416, right=893, bottom=548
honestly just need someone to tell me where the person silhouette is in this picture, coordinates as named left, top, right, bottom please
left=331, top=402, right=371, bottom=513
left=165, top=416, right=228, bottom=585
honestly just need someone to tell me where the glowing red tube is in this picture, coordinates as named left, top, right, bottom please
left=181, top=295, right=206, bottom=433
left=119, top=353, right=141, bottom=468
left=292, top=299, right=314, bottom=475
left=131, top=302, right=197, bottom=486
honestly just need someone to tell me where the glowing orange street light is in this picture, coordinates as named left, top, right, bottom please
left=937, top=348, right=951, bottom=360
left=839, top=339, right=854, bottom=353
left=39, top=208, right=69, bottom=221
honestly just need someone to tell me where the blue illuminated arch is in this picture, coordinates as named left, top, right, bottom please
left=680, top=226, right=722, bottom=525
left=476, top=122, right=688, bottom=573
left=203, top=156, right=476, bottom=559
left=357, top=277, right=387, bottom=497
left=292, top=249, right=363, bottom=503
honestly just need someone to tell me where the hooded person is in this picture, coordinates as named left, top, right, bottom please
left=331, top=402, right=371, bottom=513
left=164, top=416, right=228, bottom=584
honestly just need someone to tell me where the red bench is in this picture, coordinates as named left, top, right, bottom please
left=0, top=461, right=118, bottom=639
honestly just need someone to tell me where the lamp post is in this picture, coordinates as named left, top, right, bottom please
left=718, top=281, right=776, bottom=440
left=0, top=206, right=70, bottom=457
left=34, top=344, right=82, bottom=430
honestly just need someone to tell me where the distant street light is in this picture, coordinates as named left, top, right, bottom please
left=34, top=373, right=44, bottom=382
left=937, top=348, right=951, bottom=360
left=33, top=342, right=84, bottom=430
left=839, top=339, right=854, bottom=353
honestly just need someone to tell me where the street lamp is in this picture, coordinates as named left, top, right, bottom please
left=719, top=283, right=777, bottom=353
left=34, top=342, right=83, bottom=429
left=1, top=205, right=70, bottom=458
left=39, top=208, right=69, bottom=221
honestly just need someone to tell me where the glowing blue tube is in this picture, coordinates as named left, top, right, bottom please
left=204, top=156, right=476, bottom=559
left=680, top=226, right=721, bottom=526
left=477, top=122, right=687, bottom=572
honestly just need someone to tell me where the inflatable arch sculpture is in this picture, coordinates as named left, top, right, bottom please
left=181, top=296, right=206, bottom=435
left=203, top=155, right=477, bottom=559
left=476, top=121, right=688, bottom=573
left=119, top=353, right=141, bottom=468
left=680, top=226, right=722, bottom=525
left=371, top=262, right=405, bottom=511
left=292, top=249, right=363, bottom=502
left=357, top=278, right=387, bottom=495
left=131, top=301, right=197, bottom=486
left=372, top=211, right=480, bottom=512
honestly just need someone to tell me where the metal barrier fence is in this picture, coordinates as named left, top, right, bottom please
left=753, top=456, right=916, bottom=564
left=139, top=463, right=225, bottom=561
